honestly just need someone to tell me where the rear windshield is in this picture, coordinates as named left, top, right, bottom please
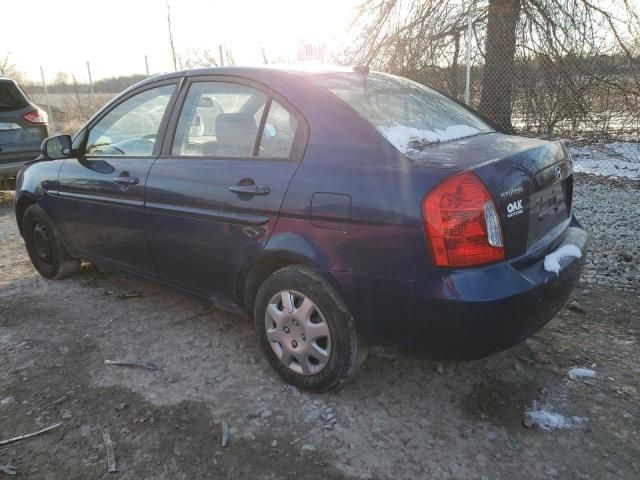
left=0, top=80, right=27, bottom=111
left=312, top=73, right=493, bottom=153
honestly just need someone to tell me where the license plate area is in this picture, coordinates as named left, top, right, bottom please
left=528, top=182, right=569, bottom=248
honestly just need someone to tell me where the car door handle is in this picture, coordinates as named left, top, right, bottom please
left=113, top=176, right=139, bottom=186
left=229, top=184, right=270, bottom=195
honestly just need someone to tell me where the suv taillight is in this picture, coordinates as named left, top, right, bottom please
left=422, top=171, right=504, bottom=267
left=22, top=109, right=48, bottom=125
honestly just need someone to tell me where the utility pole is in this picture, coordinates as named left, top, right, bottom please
left=39, top=66, right=55, bottom=133
left=86, top=61, right=96, bottom=112
left=464, top=9, right=473, bottom=105
left=167, top=2, right=178, bottom=71
left=219, top=44, right=224, bottom=67
left=145, top=55, right=150, bottom=76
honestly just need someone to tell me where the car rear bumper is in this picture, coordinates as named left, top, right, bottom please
left=0, top=151, right=40, bottom=176
left=333, top=215, right=587, bottom=360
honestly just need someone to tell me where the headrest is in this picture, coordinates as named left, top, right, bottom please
left=216, top=113, right=257, bottom=152
left=198, top=97, right=214, bottom=108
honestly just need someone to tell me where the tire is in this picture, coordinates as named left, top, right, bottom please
left=22, top=204, right=80, bottom=279
left=254, top=265, right=367, bottom=391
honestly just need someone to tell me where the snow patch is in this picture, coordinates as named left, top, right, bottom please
left=543, top=244, right=582, bottom=276
left=377, top=124, right=481, bottom=153
left=569, top=368, right=597, bottom=380
left=568, top=141, right=640, bottom=180
left=524, top=402, right=587, bottom=431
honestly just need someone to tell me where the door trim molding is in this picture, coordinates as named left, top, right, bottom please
left=145, top=201, right=270, bottom=225
left=52, top=190, right=144, bottom=208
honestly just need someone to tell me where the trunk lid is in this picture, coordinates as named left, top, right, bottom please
left=407, top=132, right=573, bottom=259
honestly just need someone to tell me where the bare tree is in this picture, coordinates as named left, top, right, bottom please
left=343, top=0, right=640, bottom=136
left=260, top=43, right=269, bottom=64
left=176, top=46, right=237, bottom=69
left=179, top=49, right=219, bottom=69
left=0, top=52, right=24, bottom=81
left=480, top=0, right=521, bottom=130
left=54, top=71, right=70, bottom=87
left=225, top=48, right=236, bottom=67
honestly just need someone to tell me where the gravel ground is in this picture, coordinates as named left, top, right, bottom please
left=1, top=177, right=639, bottom=479
left=572, top=174, right=640, bottom=292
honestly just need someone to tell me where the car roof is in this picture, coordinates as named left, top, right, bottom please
left=187, top=64, right=355, bottom=76
left=0, top=76, right=21, bottom=85
left=129, top=65, right=359, bottom=90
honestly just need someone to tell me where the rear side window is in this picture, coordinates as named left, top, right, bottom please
left=0, top=81, right=27, bottom=111
left=171, top=82, right=298, bottom=159
left=312, top=73, right=492, bottom=154
left=172, top=82, right=267, bottom=157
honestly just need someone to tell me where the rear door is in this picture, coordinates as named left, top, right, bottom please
left=145, top=77, right=306, bottom=300
left=56, top=81, right=178, bottom=276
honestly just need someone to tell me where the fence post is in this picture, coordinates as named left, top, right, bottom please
left=39, top=66, right=56, bottom=134
left=86, top=61, right=96, bottom=112
left=145, top=55, right=150, bottom=76
left=464, top=9, right=473, bottom=105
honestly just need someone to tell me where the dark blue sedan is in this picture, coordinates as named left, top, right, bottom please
left=14, top=66, right=586, bottom=391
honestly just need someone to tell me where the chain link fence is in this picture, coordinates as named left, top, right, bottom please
left=400, top=8, right=639, bottom=290
left=17, top=5, right=640, bottom=182
left=409, top=9, right=640, bottom=180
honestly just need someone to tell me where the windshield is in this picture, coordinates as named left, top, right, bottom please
left=312, top=72, right=493, bottom=153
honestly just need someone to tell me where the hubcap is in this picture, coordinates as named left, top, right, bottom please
left=32, top=223, right=53, bottom=264
left=264, top=290, right=331, bottom=375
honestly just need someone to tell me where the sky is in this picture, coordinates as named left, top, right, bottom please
left=1, top=0, right=360, bottom=83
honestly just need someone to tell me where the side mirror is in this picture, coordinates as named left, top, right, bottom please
left=41, top=134, right=72, bottom=160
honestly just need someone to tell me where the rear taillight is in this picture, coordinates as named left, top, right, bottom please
left=422, top=171, right=504, bottom=267
left=22, top=109, right=48, bottom=125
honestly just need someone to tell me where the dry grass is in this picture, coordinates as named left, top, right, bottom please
left=0, top=191, right=15, bottom=204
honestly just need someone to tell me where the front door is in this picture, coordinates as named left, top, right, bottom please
left=56, top=82, right=178, bottom=276
left=144, top=78, right=305, bottom=300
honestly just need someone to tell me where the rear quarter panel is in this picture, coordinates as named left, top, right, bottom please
left=261, top=75, right=448, bottom=281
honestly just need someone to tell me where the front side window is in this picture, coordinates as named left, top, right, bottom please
left=172, top=82, right=267, bottom=157
left=85, top=84, right=176, bottom=157
left=312, top=73, right=493, bottom=154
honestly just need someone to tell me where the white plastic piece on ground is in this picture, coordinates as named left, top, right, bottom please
left=376, top=124, right=480, bottom=153
left=524, top=403, right=587, bottom=431
left=569, top=368, right=597, bottom=380
left=543, top=244, right=582, bottom=276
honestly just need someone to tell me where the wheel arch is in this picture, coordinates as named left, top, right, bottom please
left=236, top=249, right=349, bottom=318
left=15, top=192, right=38, bottom=237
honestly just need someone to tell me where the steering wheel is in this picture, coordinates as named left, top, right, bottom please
left=129, top=136, right=156, bottom=155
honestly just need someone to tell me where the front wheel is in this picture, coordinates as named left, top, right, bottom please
left=254, top=266, right=367, bottom=391
left=22, top=204, right=80, bottom=279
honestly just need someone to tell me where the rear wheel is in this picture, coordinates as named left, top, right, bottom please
left=254, top=266, right=366, bottom=391
left=22, top=204, right=80, bottom=279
